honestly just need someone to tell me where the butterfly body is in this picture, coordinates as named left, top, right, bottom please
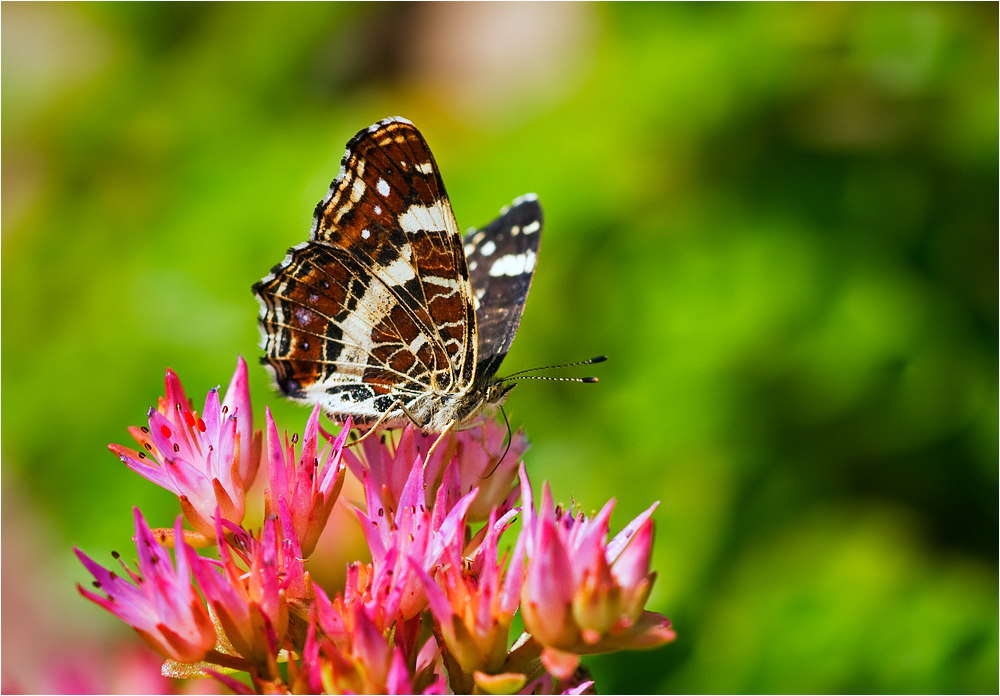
left=253, top=118, right=541, bottom=431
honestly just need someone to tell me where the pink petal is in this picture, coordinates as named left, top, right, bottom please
left=265, top=408, right=288, bottom=498
left=221, top=356, right=253, bottom=452
left=523, top=515, right=574, bottom=644
left=395, top=455, right=426, bottom=533
left=201, top=386, right=222, bottom=450
left=610, top=514, right=654, bottom=590
left=517, top=465, right=536, bottom=554
left=606, top=501, right=659, bottom=564
left=386, top=647, right=413, bottom=694
left=317, top=418, right=351, bottom=494
left=409, top=558, right=453, bottom=627
left=540, top=647, right=580, bottom=680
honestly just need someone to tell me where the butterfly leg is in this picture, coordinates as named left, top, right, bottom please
left=346, top=399, right=430, bottom=448
left=346, top=399, right=406, bottom=448
left=424, top=419, right=456, bottom=462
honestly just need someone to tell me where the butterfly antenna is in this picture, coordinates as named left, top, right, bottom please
left=508, top=375, right=600, bottom=383
left=483, top=405, right=513, bottom=480
left=503, top=355, right=607, bottom=379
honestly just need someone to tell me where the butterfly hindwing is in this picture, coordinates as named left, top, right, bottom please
left=464, top=194, right=543, bottom=383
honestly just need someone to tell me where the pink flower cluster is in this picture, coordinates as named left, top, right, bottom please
left=77, top=359, right=675, bottom=693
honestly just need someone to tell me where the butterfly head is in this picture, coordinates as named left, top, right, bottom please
left=485, top=379, right=517, bottom=409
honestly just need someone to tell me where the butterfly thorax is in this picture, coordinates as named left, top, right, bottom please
left=399, top=379, right=516, bottom=432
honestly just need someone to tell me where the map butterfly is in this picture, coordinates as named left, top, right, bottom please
left=253, top=117, right=546, bottom=432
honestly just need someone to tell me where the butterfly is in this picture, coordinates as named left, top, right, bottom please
left=253, top=117, right=545, bottom=433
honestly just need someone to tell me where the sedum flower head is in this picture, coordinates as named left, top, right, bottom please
left=297, top=586, right=446, bottom=695
left=109, top=357, right=262, bottom=537
left=264, top=405, right=349, bottom=557
left=350, top=452, right=477, bottom=625
left=344, top=420, right=526, bottom=523
left=415, top=506, right=524, bottom=693
left=188, top=508, right=311, bottom=672
left=79, top=358, right=677, bottom=693
left=517, top=465, right=676, bottom=678
left=76, top=509, right=216, bottom=663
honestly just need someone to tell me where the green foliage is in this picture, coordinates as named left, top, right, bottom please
left=3, top=3, right=995, bottom=693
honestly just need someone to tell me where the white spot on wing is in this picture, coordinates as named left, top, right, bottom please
left=409, top=334, right=427, bottom=353
left=523, top=220, right=541, bottom=235
left=361, top=229, right=370, bottom=239
left=377, top=178, right=390, bottom=197
left=481, top=240, right=496, bottom=256
left=399, top=203, right=446, bottom=233
left=423, top=276, right=459, bottom=289
left=489, top=250, right=537, bottom=277
left=416, top=162, right=434, bottom=175
left=351, top=177, right=366, bottom=203
left=382, top=248, right=417, bottom=285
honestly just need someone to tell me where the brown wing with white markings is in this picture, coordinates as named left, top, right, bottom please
left=253, top=117, right=478, bottom=425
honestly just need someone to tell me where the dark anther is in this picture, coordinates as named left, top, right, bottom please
left=111, top=550, right=120, bottom=559
left=173, top=443, right=180, bottom=452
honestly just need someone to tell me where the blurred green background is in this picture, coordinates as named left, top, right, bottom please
left=2, top=2, right=996, bottom=693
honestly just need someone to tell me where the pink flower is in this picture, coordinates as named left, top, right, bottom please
left=76, top=509, right=216, bottom=663
left=78, top=357, right=679, bottom=693
left=109, top=357, right=262, bottom=537
left=297, top=586, right=446, bottom=695
left=189, top=511, right=305, bottom=670
left=517, top=465, right=676, bottom=678
left=264, top=405, right=349, bottom=557
left=344, top=420, right=526, bottom=523
left=350, top=454, right=477, bottom=625
left=414, top=506, right=524, bottom=693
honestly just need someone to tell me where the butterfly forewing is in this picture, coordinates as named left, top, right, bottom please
left=254, top=118, right=477, bottom=425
